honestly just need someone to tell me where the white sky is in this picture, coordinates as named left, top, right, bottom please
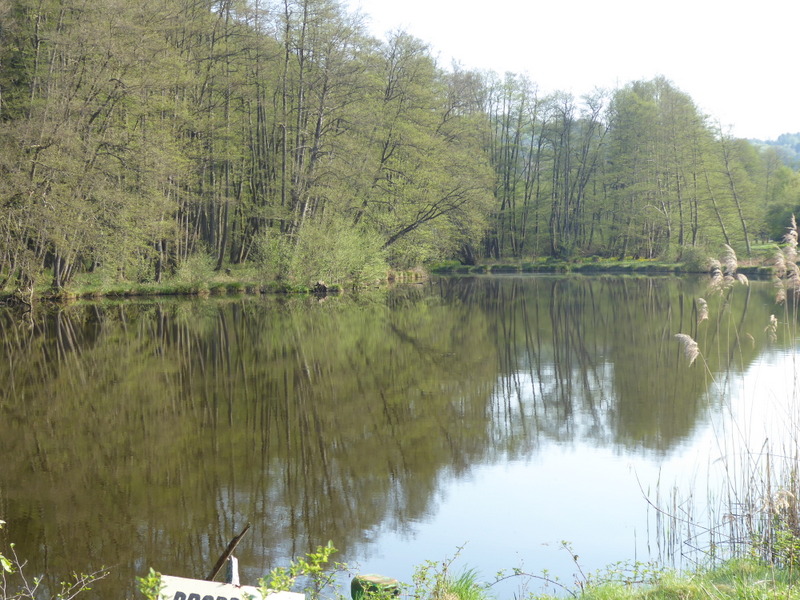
left=346, top=0, right=800, bottom=141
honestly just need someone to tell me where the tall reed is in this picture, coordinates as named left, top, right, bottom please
left=665, top=219, right=800, bottom=572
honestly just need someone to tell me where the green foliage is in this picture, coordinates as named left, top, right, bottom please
left=525, top=558, right=800, bottom=600
left=253, top=218, right=388, bottom=288
left=0, top=554, right=10, bottom=576
left=0, top=521, right=11, bottom=576
left=427, top=260, right=463, bottom=272
left=383, top=230, right=440, bottom=270
left=136, top=568, right=165, bottom=600
left=581, top=559, right=668, bottom=591
left=760, top=526, right=800, bottom=570
left=290, top=218, right=388, bottom=288
left=677, top=246, right=712, bottom=272
left=753, top=133, right=800, bottom=168
left=253, top=232, right=293, bottom=284
left=490, top=541, right=667, bottom=599
left=258, top=542, right=338, bottom=597
left=441, top=569, right=489, bottom=600
left=173, top=252, right=216, bottom=288
left=411, top=548, right=492, bottom=600
left=765, top=203, right=800, bottom=242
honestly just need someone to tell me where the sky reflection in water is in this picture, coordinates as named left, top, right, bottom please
left=355, top=343, right=800, bottom=593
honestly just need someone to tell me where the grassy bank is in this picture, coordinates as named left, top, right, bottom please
left=429, top=257, right=774, bottom=278
left=530, top=558, right=800, bottom=600
left=0, top=278, right=323, bottom=304
left=1, top=247, right=781, bottom=303
left=394, top=556, right=800, bottom=600
left=0, top=265, right=430, bottom=304
left=132, top=542, right=800, bottom=600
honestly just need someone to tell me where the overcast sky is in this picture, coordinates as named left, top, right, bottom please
left=346, top=0, right=799, bottom=141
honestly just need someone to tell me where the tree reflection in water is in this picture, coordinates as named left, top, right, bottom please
left=0, top=276, right=783, bottom=598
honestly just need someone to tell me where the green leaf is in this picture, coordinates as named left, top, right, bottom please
left=1, top=554, right=13, bottom=574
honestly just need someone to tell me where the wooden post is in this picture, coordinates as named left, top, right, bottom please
left=226, top=555, right=240, bottom=586
left=206, top=523, right=251, bottom=581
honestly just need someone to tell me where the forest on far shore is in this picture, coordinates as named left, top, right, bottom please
left=1, top=0, right=799, bottom=293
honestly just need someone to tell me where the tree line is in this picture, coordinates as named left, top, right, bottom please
left=1, top=0, right=798, bottom=291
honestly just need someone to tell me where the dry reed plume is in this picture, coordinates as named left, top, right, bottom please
left=673, top=333, right=699, bottom=366
left=765, top=313, right=778, bottom=344
left=675, top=244, right=750, bottom=367
left=696, top=298, right=708, bottom=325
left=774, top=215, right=800, bottom=305
left=709, top=244, right=748, bottom=293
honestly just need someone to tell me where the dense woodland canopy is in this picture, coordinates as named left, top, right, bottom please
left=1, top=0, right=799, bottom=291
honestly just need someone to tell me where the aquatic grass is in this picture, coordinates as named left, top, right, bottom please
left=739, top=215, right=800, bottom=568
left=442, top=569, right=490, bottom=600
left=411, top=548, right=494, bottom=600
left=663, top=219, right=800, bottom=576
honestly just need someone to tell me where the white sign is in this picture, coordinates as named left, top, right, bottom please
left=160, top=575, right=306, bottom=600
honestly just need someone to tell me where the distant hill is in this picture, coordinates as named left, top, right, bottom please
left=750, top=132, right=800, bottom=168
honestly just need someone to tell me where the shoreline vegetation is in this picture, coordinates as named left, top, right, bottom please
left=5, top=525, right=800, bottom=600
left=430, top=258, right=774, bottom=277
left=0, top=253, right=777, bottom=304
left=0, top=265, right=430, bottom=304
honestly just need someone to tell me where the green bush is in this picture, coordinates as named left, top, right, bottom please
left=173, top=251, right=216, bottom=287
left=677, top=246, right=712, bottom=273
left=254, top=218, right=388, bottom=288
left=258, top=542, right=338, bottom=597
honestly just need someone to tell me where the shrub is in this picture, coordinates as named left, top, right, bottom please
left=173, top=251, right=215, bottom=287
left=677, top=246, right=712, bottom=273
left=254, top=218, right=388, bottom=289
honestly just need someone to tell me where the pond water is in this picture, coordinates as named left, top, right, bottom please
left=1, top=275, right=798, bottom=599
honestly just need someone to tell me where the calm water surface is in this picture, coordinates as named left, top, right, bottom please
left=1, top=275, right=797, bottom=598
